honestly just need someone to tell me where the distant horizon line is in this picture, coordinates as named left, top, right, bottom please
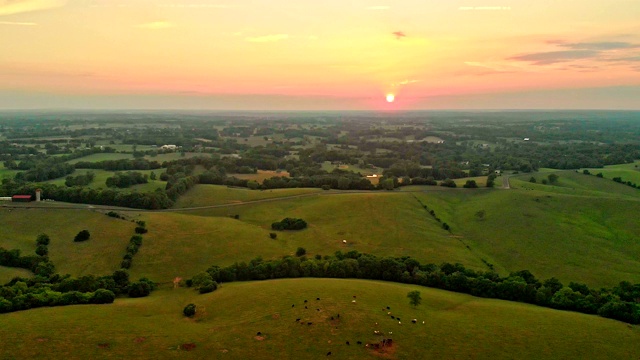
left=1, top=108, right=639, bottom=113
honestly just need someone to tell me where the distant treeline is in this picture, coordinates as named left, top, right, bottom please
left=191, top=251, right=640, bottom=325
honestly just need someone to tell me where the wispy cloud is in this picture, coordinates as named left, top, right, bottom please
left=0, top=20, right=37, bottom=25
left=559, top=41, right=640, bottom=50
left=136, top=21, right=175, bottom=30
left=508, top=39, right=640, bottom=66
left=509, top=50, right=599, bottom=65
left=245, top=34, right=289, bottom=43
left=0, top=0, right=66, bottom=16
left=392, top=31, right=406, bottom=40
left=366, top=5, right=389, bottom=10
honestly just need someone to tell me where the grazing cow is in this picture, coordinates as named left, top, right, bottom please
left=317, top=298, right=320, bottom=300
left=357, top=341, right=362, bottom=345
left=391, top=316, right=395, bottom=319
left=326, top=352, right=331, bottom=356
left=397, top=318, right=400, bottom=321
left=411, top=319, right=417, bottom=323
left=317, top=309, right=320, bottom=311
left=346, top=341, right=350, bottom=345
left=308, top=322, right=313, bottom=325
left=331, top=316, right=334, bottom=320
left=337, top=314, right=340, bottom=318
left=257, top=332, right=261, bottom=336
left=398, top=321, right=401, bottom=325
left=386, top=306, right=390, bottom=310
left=305, top=306, right=308, bottom=309
left=304, top=300, right=308, bottom=303
left=387, top=312, right=391, bottom=315
left=353, top=295, right=356, bottom=298
left=292, top=304, right=295, bottom=307
left=296, top=318, right=301, bottom=322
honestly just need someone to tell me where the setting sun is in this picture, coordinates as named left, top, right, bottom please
left=386, top=94, right=395, bottom=103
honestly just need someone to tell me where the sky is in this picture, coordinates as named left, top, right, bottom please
left=1, top=0, right=640, bottom=110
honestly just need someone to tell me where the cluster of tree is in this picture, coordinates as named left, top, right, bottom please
left=191, top=251, right=640, bottom=324
left=186, top=272, right=219, bottom=294
left=413, top=196, right=451, bottom=232
left=271, top=218, right=308, bottom=231
left=105, top=172, right=148, bottom=188
left=65, top=172, right=95, bottom=187
left=0, top=232, right=156, bottom=313
left=73, top=230, right=91, bottom=242
left=0, top=181, right=174, bottom=210
left=14, top=162, right=75, bottom=182
left=120, top=235, right=143, bottom=269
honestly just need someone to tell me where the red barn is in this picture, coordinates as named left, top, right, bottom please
left=12, top=195, right=32, bottom=202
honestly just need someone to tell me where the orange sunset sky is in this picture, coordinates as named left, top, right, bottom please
left=1, top=0, right=640, bottom=110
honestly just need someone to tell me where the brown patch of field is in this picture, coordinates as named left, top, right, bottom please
left=272, top=313, right=281, bottom=319
left=97, top=343, right=110, bottom=349
left=35, top=338, right=48, bottom=342
left=134, top=337, right=146, bottom=343
left=231, top=170, right=291, bottom=183
left=180, top=343, right=197, bottom=351
left=254, top=336, right=265, bottom=341
left=368, top=340, right=397, bottom=359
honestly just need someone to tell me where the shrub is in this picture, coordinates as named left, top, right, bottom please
left=127, top=281, right=151, bottom=298
left=199, top=280, right=218, bottom=294
left=36, top=234, right=50, bottom=246
left=74, top=230, right=91, bottom=242
left=271, top=218, right=308, bottom=231
left=269, top=232, right=277, bottom=239
left=35, top=245, right=48, bottom=257
left=321, top=184, right=331, bottom=190
left=183, top=303, right=196, bottom=317
left=91, top=289, right=116, bottom=304
left=134, top=227, right=148, bottom=234
left=463, top=180, right=478, bottom=188
left=296, top=247, right=306, bottom=257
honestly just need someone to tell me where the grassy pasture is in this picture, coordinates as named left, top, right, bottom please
left=0, top=208, right=136, bottom=277
left=44, top=169, right=166, bottom=192
left=160, top=193, right=486, bottom=282
left=584, top=160, right=640, bottom=184
left=511, top=170, right=639, bottom=199
left=0, top=266, right=32, bottom=284
left=1, top=278, right=638, bottom=359
left=172, top=185, right=321, bottom=208
left=415, top=187, right=640, bottom=286
left=144, top=152, right=203, bottom=162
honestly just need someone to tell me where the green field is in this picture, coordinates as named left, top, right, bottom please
left=67, top=153, right=133, bottom=164
left=0, top=208, right=136, bottom=277
left=44, top=169, right=166, bottom=192
left=158, top=192, right=483, bottom=282
left=1, top=279, right=638, bottom=359
left=584, top=161, right=640, bottom=185
left=0, top=266, right=32, bottom=284
left=172, top=185, right=322, bottom=208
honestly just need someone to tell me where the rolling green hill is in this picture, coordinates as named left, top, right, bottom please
left=1, top=279, right=638, bottom=359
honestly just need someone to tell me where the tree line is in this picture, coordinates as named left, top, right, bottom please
left=189, top=251, right=640, bottom=324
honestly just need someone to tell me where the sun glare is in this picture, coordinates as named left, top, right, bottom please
left=386, top=94, right=395, bottom=103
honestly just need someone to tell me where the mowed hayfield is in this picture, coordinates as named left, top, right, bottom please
left=134, top=191, right=479, bottom=282
left=584, top=160, right=640, bottom=185
left=0, top=266, right=32, bottom=284
left=66, top=153, right=133, bottom=164
left=0, top=208, right=136, bottom=277
left=1, top=279, right=639, bottom=360
left=230, top=170, right=292, bottom=184
left=172, top=184, right=322, bottom=208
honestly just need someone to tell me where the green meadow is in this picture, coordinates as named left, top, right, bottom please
left=172, top=184, right=321, bottom=208
left=1, top=279, right=638, bottom=360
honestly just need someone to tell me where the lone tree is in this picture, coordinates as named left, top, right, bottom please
left=407, top=290, right=422, bottom=307
left=548, top=173, right=559, bottom=185
left=74, top=230, right=91, bottom=242
left=295, top=247, right=307, bottom=257
left=183, top=303, right=197, bottom=317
